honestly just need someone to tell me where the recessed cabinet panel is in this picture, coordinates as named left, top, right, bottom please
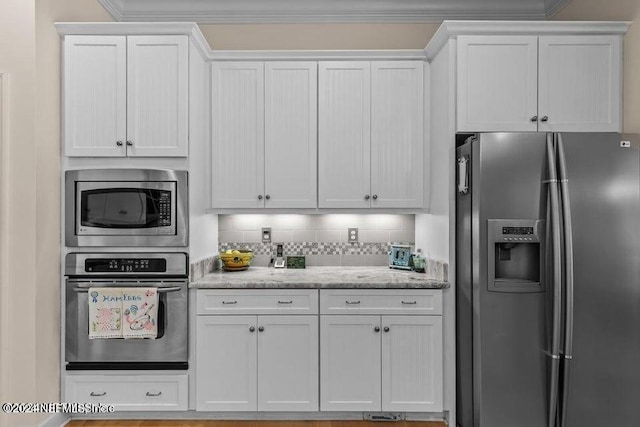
left=538, top=36, right=621, bottom=132
left=320, top=315, right=381, bottom=411
left=457, top=36, right=539, bottom=132
left=382, top=315, right=443, bottom=412
left=264, top=62, right=318, bottom=208
left=64, top=35, right=127, bottom=157
left=258, top=315, right=319, bottom=411
left=318, top=62, right=372, bottom=208
left=126, top=36, right=189, bottom=157
left=196, top=316, right=257, bottom=411
left=371, top=61, right=424, bottom=208
left=211, top=62, right=265, bottom=208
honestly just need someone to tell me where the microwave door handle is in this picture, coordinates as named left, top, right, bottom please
left=72, top=286, right=182, bottom=293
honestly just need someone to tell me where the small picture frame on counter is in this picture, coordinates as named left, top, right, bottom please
left=286, top=256, right=306, bottom=269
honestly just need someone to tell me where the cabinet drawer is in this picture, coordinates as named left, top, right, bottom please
left=64, top=374, right=187, bottom=411
left=320, top=289, right=442, bottom=315
left=197, top=289, right=319, bottom=315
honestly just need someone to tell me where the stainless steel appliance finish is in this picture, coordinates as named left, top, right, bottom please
left=65, top=252, right=189, bottom=370
left=456, top=133, right=640, bottom=427
left=65, top=169, right=188, bottom=247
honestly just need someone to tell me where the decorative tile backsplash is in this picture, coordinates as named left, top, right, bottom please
left=218, top=214, right=415, bottom=267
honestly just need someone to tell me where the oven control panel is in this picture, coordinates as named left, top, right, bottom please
left=86, top=258, right=167, bottom=273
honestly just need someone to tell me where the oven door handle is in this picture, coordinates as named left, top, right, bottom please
left=72, top=286, right=182, bottom=293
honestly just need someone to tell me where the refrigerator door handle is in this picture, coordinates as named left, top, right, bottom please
left=557, top=133, right=575, bottom=427
left=546, top=133, right=564, bottom=427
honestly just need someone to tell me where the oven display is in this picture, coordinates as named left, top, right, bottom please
left=85, top=258, right=167, bottom=273
left=502, top=227, right=534, bottom=235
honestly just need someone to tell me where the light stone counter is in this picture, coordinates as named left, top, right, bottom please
left=190, top=266, right=449, bottom=289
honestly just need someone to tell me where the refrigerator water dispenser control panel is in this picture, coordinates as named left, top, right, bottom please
left=487, top=219, right=544, bottom=293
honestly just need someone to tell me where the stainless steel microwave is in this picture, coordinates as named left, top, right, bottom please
left=65, top=169, right=188, bottom=247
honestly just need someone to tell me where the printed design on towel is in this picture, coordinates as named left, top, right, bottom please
left=122, top=288, right=158, bottom=339
left=88, top=287, right=158, bottom=339
left=124, top=290, right=156, bottom=332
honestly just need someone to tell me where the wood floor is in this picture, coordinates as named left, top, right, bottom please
left=66, top=421, right=446, bottom=427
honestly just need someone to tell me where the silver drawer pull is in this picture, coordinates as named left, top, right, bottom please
left=222, top=300, right=238, bottom=305
left=346, top=300, right=361, bottom=305
left=90, top=392, right=106, bottom=397
left=278, top=300, right=293, bottom=304
left=401, top=300, right=417, bottom=305
left=146, top=391, right=162, bottom=397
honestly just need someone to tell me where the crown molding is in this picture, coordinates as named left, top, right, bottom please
left=424, top=20, right=631, bottom=60
left=209, top=50, right=427, bottom=61
left=96, top=0, right=558, bottom=24
left=54, top=22, right=211, bottom=57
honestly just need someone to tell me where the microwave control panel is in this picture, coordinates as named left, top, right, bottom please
left=158, top=191, right=172, bottom=226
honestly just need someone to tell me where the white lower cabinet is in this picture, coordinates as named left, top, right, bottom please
left=64, top=374, right=188, bottom=411
left=319, top=290, right=443, bottom=413
left=196, top=290, right=319, bottom=412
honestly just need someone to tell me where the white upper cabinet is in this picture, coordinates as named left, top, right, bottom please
left=64, top=35, right=189, bottom=157
left=457, top=34, right=622, bottom=132
left=264, top=62, right=318, bottom=208
left=538, top=35, right=621, bottom=132
left=211, top=62, right=265, bottom=209
left=457, top=36, right=538, bottom=132
left=126, top=36, right=189, bottom=157
left=64, top=36, right=127, bottom=157
left=210, top=61, right=317, bottom=209
left=371, top=61, right=424, bottom=208
left=318, top=62, right=371, bottom=209
left=318, top=61, right=424, bottom=209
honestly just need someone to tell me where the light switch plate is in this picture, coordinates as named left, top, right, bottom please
left=262, top=227, right=271, bottom=243
left=348, top=228, right=359, bottom=243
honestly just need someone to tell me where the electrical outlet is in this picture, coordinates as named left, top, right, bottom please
left=348, top=228, right=359, bottom=243
left=262, top=227, right=271, bottom=243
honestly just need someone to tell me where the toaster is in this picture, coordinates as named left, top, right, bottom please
left=389, top=245, right=413, bottom=270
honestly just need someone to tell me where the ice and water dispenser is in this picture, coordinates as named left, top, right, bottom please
left=487, top=219, right=544, bottom=293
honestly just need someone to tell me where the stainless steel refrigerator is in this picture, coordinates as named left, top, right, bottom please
left=455, top=133, right=640, bottom=427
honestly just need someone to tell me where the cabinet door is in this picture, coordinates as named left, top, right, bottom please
left=258, top=315, right=319, bottom=411
left=64, top=35, right=127, bottom=157
left=457, top=36, right=538, bottom=132
left=318, top=62, right=371, bottom=208
left=381, top=315, right=443, bottom=412
left=211, top=62, right=265, bottom=208
left=538, top=35, right=622, bottom=132
left=127, top=36, right=189, bottom=157
left=264, top=62, right=318, bottom=208
left=371, top=61, right=424, bottom=208
left=196, top=316, right=257, bottom=411
left=320, top=315, right=381, bottom=411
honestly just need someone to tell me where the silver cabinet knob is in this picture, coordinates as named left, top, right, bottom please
left=265, top=195, right=271, bottom=200
left=383, top=326, right=390, bottom=332
left=249, top=326, right=255, bottom=332
left=258, top=326, right=264, bottom=332
left=365, top=195, right=371, bottom=200
left=258, top=195, right=263, bottom=200
left=540, top=116, right=549, bottom=122
left=116, top=141, right=123, bottom=146
left=374, top=326, right=380, bottom=332
left=146, top=391, right=162, bottom=397
left=126, top=140, right=133, bottom=146
left=90, top=391, right=106, bottom=397
left=372, top=194, right=378, bottom=200
left=530, top=116, right=538, bottom=122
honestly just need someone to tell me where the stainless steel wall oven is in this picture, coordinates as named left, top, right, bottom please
left=65, top=252, right=188, bottom=370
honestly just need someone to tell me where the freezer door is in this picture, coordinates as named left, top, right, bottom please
left=457, top=133, right=551, bottom=427
left=558, top=133, right=640, bottom=427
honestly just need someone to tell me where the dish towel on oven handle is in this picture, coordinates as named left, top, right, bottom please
left=88, top=287, right=123, bottom=339
left=122, top=287, right=158, bottom=339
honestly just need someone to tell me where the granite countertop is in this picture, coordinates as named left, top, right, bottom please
left=190, top=266, right=449, bottom=289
